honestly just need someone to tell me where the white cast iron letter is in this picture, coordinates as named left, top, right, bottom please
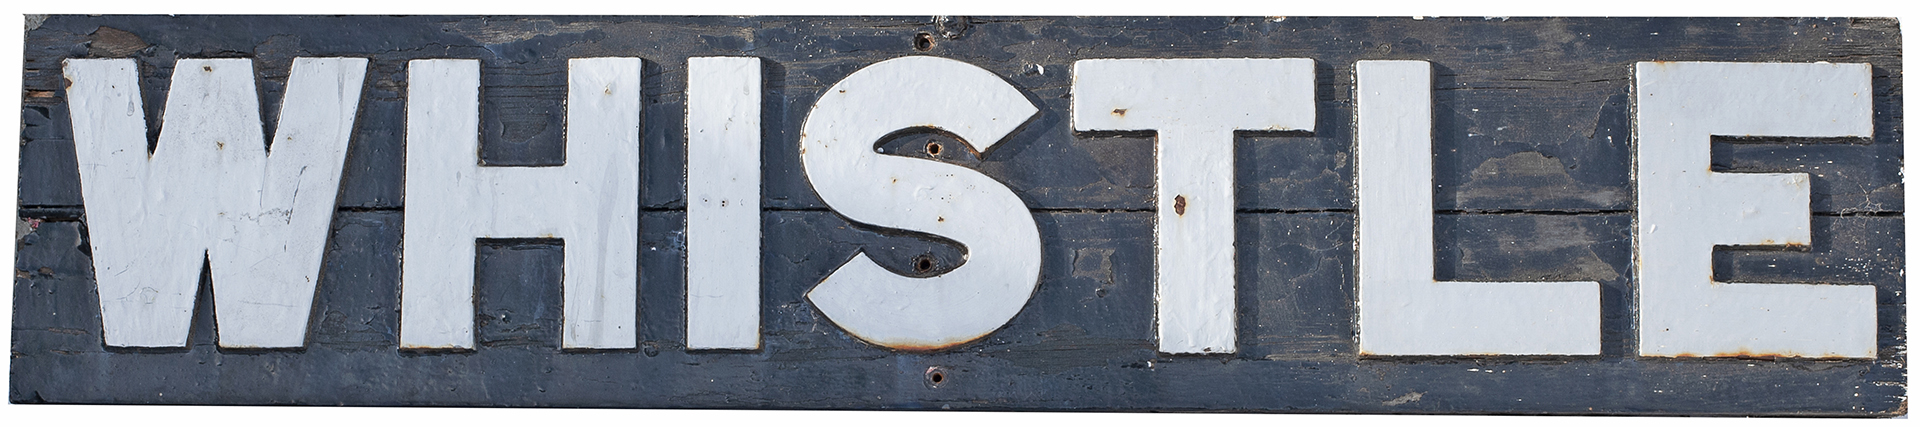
left=64, top=57, right=367, bottom=348
left=686, top=57, right=764, bottom=350
left=800, top=56, right=1041, bottom=350
left=1353, top=60, right=1602, bottom=356
left=1070, top=58, right=1315, bottom=354
left=402, top=58, right=642, bottom=350
left=1634, top=61, right=1876, bottom=358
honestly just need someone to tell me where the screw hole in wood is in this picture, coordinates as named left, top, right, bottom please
left=913, top=32, right=934, bottom=51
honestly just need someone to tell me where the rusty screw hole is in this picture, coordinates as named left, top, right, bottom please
left=1173, top=195, right=1188, bottom=216
left=925, top=140, right=943, bottom=156
left=913, top=32, right=934, bottom=51
left=912, top=254, right=936, bottom=274
left=925, top=366, right=948, bottom=387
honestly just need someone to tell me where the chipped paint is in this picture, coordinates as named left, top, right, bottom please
left=15, top=218, right=40, bottom=242
left=1383, top=392, right=1424, bottom=406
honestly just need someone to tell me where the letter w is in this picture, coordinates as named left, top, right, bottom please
left=64, top=58, right=367, bottom=348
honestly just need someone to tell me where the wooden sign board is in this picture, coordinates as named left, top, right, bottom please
left=11, top=16, right=1907, bottom=416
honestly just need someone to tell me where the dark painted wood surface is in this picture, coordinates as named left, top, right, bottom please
left=12, top=16, right=1906, bottom=415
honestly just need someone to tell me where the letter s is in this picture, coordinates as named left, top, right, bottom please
left=799, top=56, right=1041, bottom=351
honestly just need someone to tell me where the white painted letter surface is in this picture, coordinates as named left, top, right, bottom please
left=402, top=58, right=643, bottom=350
left=1633, top=61, right=1876, bottom=358
left=1353, top=60, right=1601, bottom=356
left=800, top=56, right=1043, bottom=351
left=64, top=57, right=367, bottom=348
left=686, top=57, right=764, bottom=350
left=1071, top=58, right=1316, bottom=354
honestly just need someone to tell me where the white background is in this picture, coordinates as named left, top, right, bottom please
left=2, top=1, right=1912, bottom=424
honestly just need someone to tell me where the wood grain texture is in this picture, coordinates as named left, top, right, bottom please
left=13, top=16, right=1905, bottom=415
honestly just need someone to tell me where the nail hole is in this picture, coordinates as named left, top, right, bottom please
left=912, top=254, right=936, bottom=274
left=913, top=32, right=934, bottom=51
left=201, top=66, right=212, bottom=72
left=1173, top=195, right=1188, bottom=216
left=925, top=140, right=943, bottom=156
